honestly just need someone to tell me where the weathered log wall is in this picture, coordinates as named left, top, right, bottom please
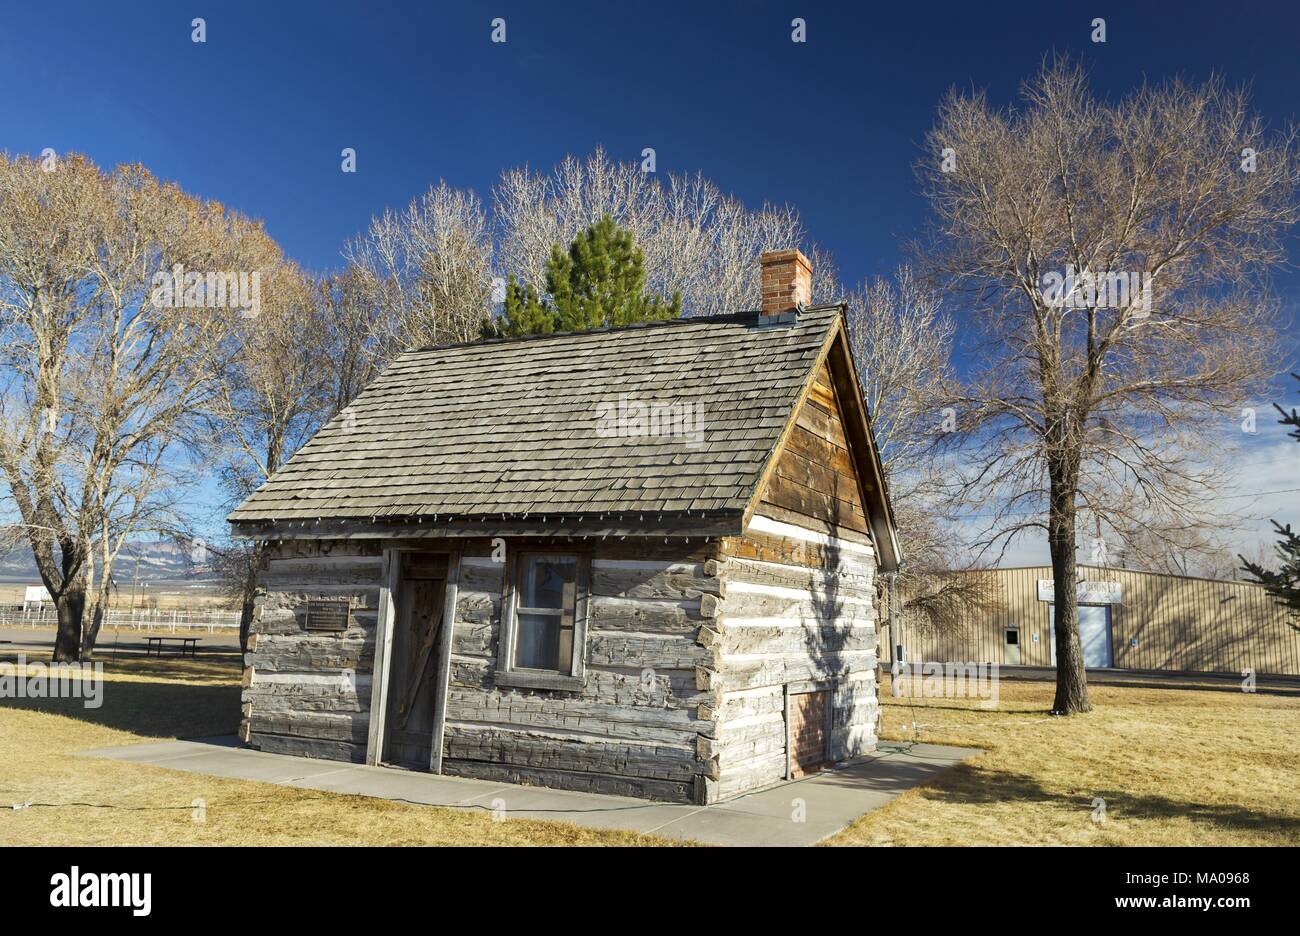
left=696, top=361, right=883, bottom=802
left=241, top=541, right=385, bottom=763
left=441, top=543, right=721, bottom=803
left=242, top=537, right=730, bottom=803
left=699, top=515, right=880, bottom=802
left=242, top=420, right=882, bottom=805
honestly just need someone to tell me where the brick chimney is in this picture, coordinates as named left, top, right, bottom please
left=760, top=248, right=812, bottom=318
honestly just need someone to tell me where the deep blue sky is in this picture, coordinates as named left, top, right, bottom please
left=2, top=0, right=1297, bottom=556
left=5, top=0, right=1298, bottom=295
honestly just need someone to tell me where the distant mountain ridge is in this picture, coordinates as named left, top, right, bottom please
left=0, top=540, right=221, bottom=585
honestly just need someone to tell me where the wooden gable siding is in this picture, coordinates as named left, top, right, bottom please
left=696, top=359, right=883, bottom=802
left=754, top=361, right=872, bottom=545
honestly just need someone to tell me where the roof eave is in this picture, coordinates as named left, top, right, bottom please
left=822, top=311, right=902, bottom=572
left=228, top=511, right=745, bottom=542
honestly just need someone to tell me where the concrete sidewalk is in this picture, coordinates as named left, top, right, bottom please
left=79, top=736, right=978, bottom=846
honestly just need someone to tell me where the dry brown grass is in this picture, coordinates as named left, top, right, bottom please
left=825, top=675, right=1300, bottom=846
left=8, top=655, right=1291, bottom=847
left=0, top=656, right=682, bottom=846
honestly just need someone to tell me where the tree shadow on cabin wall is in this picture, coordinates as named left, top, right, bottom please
left=806, top=495, right=854, bottom=730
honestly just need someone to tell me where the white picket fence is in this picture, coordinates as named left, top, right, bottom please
left=0, top=606, right=241, bottom=633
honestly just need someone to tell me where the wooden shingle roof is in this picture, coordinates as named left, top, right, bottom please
left=229, top=304, right=893, bottom=549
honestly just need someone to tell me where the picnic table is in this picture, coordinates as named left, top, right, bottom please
left=145, top=635, right=201, bottom=658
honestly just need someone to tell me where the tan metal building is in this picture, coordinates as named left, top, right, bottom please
left=898, top=565, right=1300, bottom=677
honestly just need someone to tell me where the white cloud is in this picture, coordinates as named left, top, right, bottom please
left=934, top=435, right=1297, bottom=571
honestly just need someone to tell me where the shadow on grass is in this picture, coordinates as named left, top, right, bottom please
left=0, top=669, right=240, bottom=741
left=0, top=651, right=240, bottom=684
left=802, top=754, right=977, bottom=795
left=997, top=668, right=1300, bottom=698
left=916, top=761, right=1300, bottom=837
left=885, top=700, right=1055, bottom=717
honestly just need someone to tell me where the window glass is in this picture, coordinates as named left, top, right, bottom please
left=519, top=555, right=576, bottom=610
left=515, top=611, right=562, bottom=671
left=512, top=554, right=579, bottom=672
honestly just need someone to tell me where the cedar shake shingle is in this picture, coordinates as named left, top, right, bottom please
left=228, top=305, right=842, bottom=527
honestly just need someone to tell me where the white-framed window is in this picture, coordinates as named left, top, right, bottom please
left=496, top=550, right=589, bottom=691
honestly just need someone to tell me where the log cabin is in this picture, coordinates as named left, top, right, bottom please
left=228, top=248, right=901, bottom=804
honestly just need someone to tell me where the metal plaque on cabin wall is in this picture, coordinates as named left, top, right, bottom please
left=302, top=598, right=351, bottom=631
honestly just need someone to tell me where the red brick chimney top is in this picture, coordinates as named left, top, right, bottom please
left=760, top=249, right=812, bottom=317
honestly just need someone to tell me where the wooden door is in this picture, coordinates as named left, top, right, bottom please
left=383, top=554, right=448, bottom=769
left=789, top=690, right=830, bottom=777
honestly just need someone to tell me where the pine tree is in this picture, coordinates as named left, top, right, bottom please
left=490, top=216, right=680, bottom=337
left=498, top=276, right=554, bottom=336
left=1240, top=373, right=1300, bottom=625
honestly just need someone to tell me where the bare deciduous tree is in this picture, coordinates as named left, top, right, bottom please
left=494, top=147, right=810, bottom=316
left=843, top=267, right=1001, bottom=639
left=919, top=61, right=1299, bottom=712
left=846, top=268, right=955, bottom=478
left=211, top=261, right=331, bottom=650
left=339, top=150, right=822, bottom=375
left=0, top=153, right=277, bottom=660
left=343, top=181, right=495, bottom=363
left=319, top=268, right=381, bottom=416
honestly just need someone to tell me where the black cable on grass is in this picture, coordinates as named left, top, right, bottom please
left=1, top=788, right=675, bottom=817
left=9, top=802, right=208, bottom=812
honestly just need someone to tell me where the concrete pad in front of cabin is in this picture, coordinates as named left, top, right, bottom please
left=79, top=737, right=979, bottom=846
left=77, top=737, right=238, bottom=765
left=82, top=739, right=360, bottom=785
left=158, top=750, right=354, bottom=785
left=452, top=783, right=698, bottom=834
left=648, top=803, right=848, bottom=846
left=284, top=763, right=515, bottom=807
left=290, top=765, right=701, bottom=835
left=639, top=743, right=979, bottom=845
